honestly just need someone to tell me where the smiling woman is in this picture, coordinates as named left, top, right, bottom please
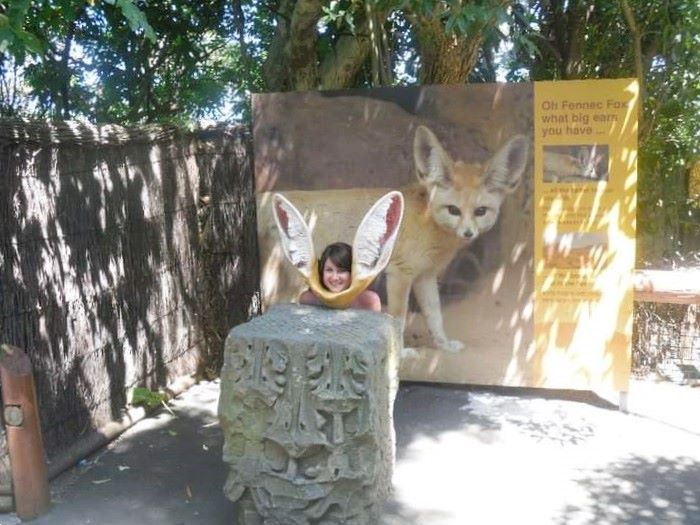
left=272, top=191, right=403, bottom=312
left=298, top=241, right=382, bottom=312
left=318, top=242, right=352, bottom=293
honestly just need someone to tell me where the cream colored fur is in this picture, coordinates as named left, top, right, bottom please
left=257, top=125, right=529, bottom=352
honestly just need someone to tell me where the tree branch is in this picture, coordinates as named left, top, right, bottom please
left=319, top=17, right=372, bottom=89
left=408, top=0, right=509, bottom=84
left=231, top=0, right=249, bottom=58
left=262, top=0, right=295, bottom=90
left=618, top=0, right=645, bottom=97
left=563, top=0, right=590, bottom=79
left=59, top=7, right=84, bottom=118
left=365, top=0, right=392, bottom=85
left=285, top=0, right=323, bottom=90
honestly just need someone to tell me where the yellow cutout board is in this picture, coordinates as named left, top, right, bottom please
left=534, top=79, right=639, bottom=391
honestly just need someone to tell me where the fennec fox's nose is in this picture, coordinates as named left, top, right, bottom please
left=462, top=228, right=475, bottom=239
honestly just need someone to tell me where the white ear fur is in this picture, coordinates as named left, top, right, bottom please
left=352, top=191, right=404, bottom=281
left=271, top=193, right=314, bottom=279
left=483, top=134, right=529, bottom=194
left=413, top=125, right=453, bottom=187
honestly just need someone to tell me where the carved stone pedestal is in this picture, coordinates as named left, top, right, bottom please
left=218, top=304, right=400, bottom=525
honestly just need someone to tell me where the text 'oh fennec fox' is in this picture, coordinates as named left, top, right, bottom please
left=258, top=125, right=529, bottom=352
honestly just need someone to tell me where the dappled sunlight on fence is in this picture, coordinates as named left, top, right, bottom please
left=0, top=119, right=258, bottom=458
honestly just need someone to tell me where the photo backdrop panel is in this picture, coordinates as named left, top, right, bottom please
left=533, top=79, right=639, bottom=392
left=254, top=85, right=535, bottom=387
left=253, top=80, right=636, bottom=392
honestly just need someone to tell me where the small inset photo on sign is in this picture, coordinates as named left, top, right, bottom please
left=542, top=231, right=610, bottom=270
left=543, top=144, right=609, bottom=183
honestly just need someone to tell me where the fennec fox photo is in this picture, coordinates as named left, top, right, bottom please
left=253, top=84, right=534, bottom=384
left=257, top=125, right=530, bottom=353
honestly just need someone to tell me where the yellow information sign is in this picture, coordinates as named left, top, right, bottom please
left=533, top=79, right=639, bottom=392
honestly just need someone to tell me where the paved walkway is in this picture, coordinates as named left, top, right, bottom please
left=1, top=379, right=699, bottom=525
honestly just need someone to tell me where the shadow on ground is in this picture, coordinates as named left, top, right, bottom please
left=31, top=382, right=236, bottom=525
left=394, top=382, right=613, bottom=452
left=7, top=381, right=700, bottom=525
left=557, top=455, right=700, bottom=524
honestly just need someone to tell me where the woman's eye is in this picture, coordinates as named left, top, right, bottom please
left=474, top=206, right=488, bottom=217
left=447, top=205, right=462, bottom=216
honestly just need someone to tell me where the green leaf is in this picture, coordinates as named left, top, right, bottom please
left=129, top=387, right=168, bottom=409
left=344, top=12, right=355, bottom=33
left=105, top=0, right=157, bottom=43
left=1, top=0, right=33, bottom=55
left=456, top=14, right=468, bottom=35
left=16, top=29, right=44, bottom=54
left=445, top=15, right=455, bottom=35
left=8, top=0, right=31, bottom=26
left=0, top=29, right=12, bottom=54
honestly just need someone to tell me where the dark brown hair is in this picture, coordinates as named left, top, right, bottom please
left=318, top=242, right=352, bottom=290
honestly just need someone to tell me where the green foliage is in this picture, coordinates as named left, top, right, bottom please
left=321, top=0, right=359, bottom=33
left=496, top=0, right=700, bottom=265
left=0, top=0, right=253, bottom=121
left=1, top=0, right=699, bottom=267
left=636, top=0, right=700, bottom=264
left=444, top=3, right=504, bottom=37
left=104, top=0, right=156, bottom=42
left=129, top=386, right=168, bottom=409
left=0, top=0, right=44, bottom=58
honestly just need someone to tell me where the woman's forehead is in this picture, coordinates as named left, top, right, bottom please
left=323, top=259, right=347, bottom=270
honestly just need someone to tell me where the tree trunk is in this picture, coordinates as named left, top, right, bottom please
left=539, top=0, right=590, bottom=80
left=366, top=0, right=392, bottom=86
left=262, top=0, right=323, bottom=91
left=319, top=31, right=372, bottom=89
left=618, top=0, right=645, bottom=97
left=262, top=0, right=296, bottom=91
left=413, top=17, right=484, bottom=84
left=263, top=0, right=397, bottom=91
left=286, top=0, right=323, bottom=90
left=409, top=1, right=508, bottom=85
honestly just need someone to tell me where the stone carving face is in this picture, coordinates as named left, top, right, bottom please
left=220, top=336, right=383, bottom=524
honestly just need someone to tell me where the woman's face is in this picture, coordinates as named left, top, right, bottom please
left=322, top=258, right=351, bottom=292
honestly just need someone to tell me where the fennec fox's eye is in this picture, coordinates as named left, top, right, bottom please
left=446, top=205, right=462, bottom=216
left=474, top=206, right=488, bottom=217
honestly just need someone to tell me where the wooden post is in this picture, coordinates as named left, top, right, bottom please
left=0, top=344, right=50, bottom=521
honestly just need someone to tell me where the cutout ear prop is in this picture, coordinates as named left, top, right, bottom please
left=271, top=193, right=315, bottom=279
left=272, top=191, right=404, bottom=309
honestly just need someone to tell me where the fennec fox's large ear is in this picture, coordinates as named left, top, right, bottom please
left=483, top=134, right=529, bottom=194
left=272, top=193, right=315, bottom=279
left=413, top=125, right=454, bottom=187
left=272, top=191, right=405, bottom=309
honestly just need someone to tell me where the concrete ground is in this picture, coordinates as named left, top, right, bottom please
left=2, top=379, right=699, bottom=525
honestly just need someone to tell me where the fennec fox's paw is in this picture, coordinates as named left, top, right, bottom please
left=434, top=337, right=464, bottom=353
left=401, top=347, right=421, bottom=359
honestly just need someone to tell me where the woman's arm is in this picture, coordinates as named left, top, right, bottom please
left=298, top=289, right=320, bottom=305
left=354, top=290, right=381, bottom=312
